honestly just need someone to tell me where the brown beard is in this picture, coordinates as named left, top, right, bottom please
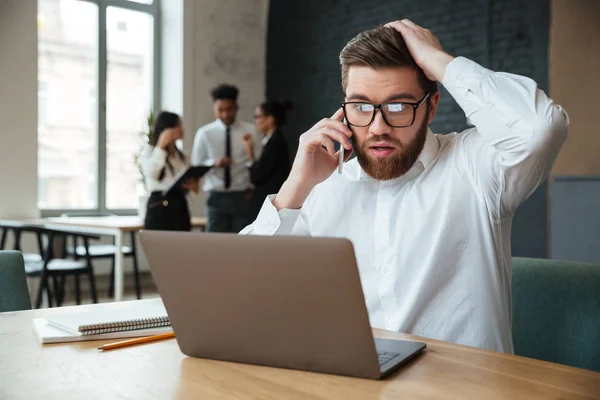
left=353, top=111, right=429, bottom=181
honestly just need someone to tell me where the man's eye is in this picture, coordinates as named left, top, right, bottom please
left=356, top=104, right=374, bottom=112
left=387, top=103, right=406, bottom=112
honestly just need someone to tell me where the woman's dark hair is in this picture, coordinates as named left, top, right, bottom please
left=259, top=100, right=294, bottom=128
left=151, top=110, right=185, bottom=181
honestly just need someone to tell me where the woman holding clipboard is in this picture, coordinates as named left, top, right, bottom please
left=139, top=111, right=198, bottom=231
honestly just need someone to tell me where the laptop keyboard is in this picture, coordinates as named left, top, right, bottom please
left=377, top=351, right=400, bottom=366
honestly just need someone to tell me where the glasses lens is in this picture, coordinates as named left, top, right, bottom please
left=345, top=103, right=374, bottom=127
left=383, top=103, right=414, bottom=127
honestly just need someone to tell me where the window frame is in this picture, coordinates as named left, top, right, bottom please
left=40, top=0, right=161, bottom=217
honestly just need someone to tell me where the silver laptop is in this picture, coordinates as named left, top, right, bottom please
left=139, top=231, right=426, bottom=379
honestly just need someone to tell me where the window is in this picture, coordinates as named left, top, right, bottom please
left=37, top=0, right=159, bottom=214
left=106, top=7, right=154, bottom=209
left=38, top=0, right=99, bottom=210
left=38, top=82, right=48, bottom=127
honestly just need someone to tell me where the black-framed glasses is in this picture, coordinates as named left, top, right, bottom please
left=341, top=92, right=430, bottom=128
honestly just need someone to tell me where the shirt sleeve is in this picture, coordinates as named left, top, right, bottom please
left=443, top=57, right=569, bottom=219
left=191, top=128, right=209, bottom=166
left=239, top=195, right=311, bottom=236
left=141, top=146, right=168, bottom=181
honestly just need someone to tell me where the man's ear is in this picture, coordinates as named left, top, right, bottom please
left=427, top=91, right=440, bottom=124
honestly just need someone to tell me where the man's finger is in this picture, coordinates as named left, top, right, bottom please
left=385, top=20, right=404, bottom=30
left=318, top=135, right=336, bottom=158
left=386, top=20, right=411, bottom=36
left=401, top=19, right=419, bottom=29
left=330, top=107, right=344, bottom=121
left=318, top=119, right=353, bottom=137
left=319, top=128, right=352, bottom=150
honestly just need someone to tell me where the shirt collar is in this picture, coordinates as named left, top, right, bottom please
left=215, top=119, right=238, bottom=130
left=356, top=128, right=439, bottom=181
left=417, top=128, right=439, bottom=169
left=262, top=131, right=275, bottom=146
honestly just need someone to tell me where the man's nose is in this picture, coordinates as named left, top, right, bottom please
left=369, top=109, right=391, bottom=136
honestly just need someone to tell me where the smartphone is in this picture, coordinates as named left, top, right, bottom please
left=338, top=118, right=353, bottom=174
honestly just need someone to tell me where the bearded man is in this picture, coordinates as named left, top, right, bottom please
left=241, top=20, right=569, bottom=353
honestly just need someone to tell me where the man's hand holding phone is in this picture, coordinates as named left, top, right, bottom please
left=273, top=108, right=353, bottom=211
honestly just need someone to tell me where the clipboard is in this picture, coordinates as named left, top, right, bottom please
left=162, top=165, right=212, bottom=195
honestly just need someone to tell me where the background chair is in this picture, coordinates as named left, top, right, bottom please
left=512, top=257, right=600, bottom=372
left=31, top=227, right=100, bottom=308
left=0, top=220, right=43, bottom=266
left=61, top=212, right=141, bottom=299
left=0, top=250, right=32, bottom=312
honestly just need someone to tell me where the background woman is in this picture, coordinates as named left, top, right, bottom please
left=140, top=111, right=198, bottom=231
left=242, top=100, right=292, bottom=218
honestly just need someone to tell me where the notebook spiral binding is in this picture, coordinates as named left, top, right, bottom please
left=78, top=316, right=171, bottom=335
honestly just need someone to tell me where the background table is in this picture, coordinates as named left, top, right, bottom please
left=41, top=216, right=206, bottom=301
left=1, top=299, right=599, bottom=399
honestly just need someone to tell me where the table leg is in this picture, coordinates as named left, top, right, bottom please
left=114, top=231, right=124, bottom=301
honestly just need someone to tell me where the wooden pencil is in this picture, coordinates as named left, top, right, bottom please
left=98, top=331, right=175, bottom=351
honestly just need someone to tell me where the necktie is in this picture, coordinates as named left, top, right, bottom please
left=224, top=126, right=231, bottom=189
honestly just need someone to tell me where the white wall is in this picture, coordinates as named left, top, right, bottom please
left=0, top=0, right=38, bottom=219
left=179, top=0, right=269, bottom=216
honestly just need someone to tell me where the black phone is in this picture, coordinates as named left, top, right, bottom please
left=339, top=118, right=354, bottom=174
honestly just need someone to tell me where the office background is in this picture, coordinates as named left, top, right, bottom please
left=0, top=0, right=598, bottom=265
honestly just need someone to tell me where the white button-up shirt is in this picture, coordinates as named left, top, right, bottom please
left=191, top=119, right=261, bottom=192
left=139, top=144, right=188, bottom=193
left=240, top=57, right=569, bottom=353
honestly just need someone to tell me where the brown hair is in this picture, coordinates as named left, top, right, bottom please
left=339, top=26, right=438, bottom=96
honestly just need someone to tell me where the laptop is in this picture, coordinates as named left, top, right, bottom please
left=139, top=231, right=426, bottom=380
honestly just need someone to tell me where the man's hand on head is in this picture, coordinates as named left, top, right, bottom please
left=385, top=19, right=455, bottom=84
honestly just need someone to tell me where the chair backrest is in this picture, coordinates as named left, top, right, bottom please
left=0, top=250, right=32, bottom=312
left=512, top=257, right=600, bottom=372
left=0, top=220, right=26, bottom=250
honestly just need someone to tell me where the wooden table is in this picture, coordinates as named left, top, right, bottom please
left=38, top=216, right=207, bottom=301
left=1, top=299, right=599, bottom=399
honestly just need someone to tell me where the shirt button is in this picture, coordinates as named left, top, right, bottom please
left=383, top=267, right=389, bottom=274
left=487, top=102, right=493, bottom=107
left=457, top=77, right=463, bottom=83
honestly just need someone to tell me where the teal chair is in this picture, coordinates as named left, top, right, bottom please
left=512, top=257, right=600, bottom=372
left=0, top=250, right=32, bottom=312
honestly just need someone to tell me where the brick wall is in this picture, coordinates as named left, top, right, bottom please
left=266, top=0, right=551, bottom=257
left=267, top=0, right=549, bottom=149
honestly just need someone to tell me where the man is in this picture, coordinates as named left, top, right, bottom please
left=241, top=20, right=569, bottom=353
left=192, top=84, right=261, bottom=232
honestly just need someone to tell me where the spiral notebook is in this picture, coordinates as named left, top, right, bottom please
left=47, top=302, right=170, bottom=336
left=33, top=318, right=172, bottom=344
